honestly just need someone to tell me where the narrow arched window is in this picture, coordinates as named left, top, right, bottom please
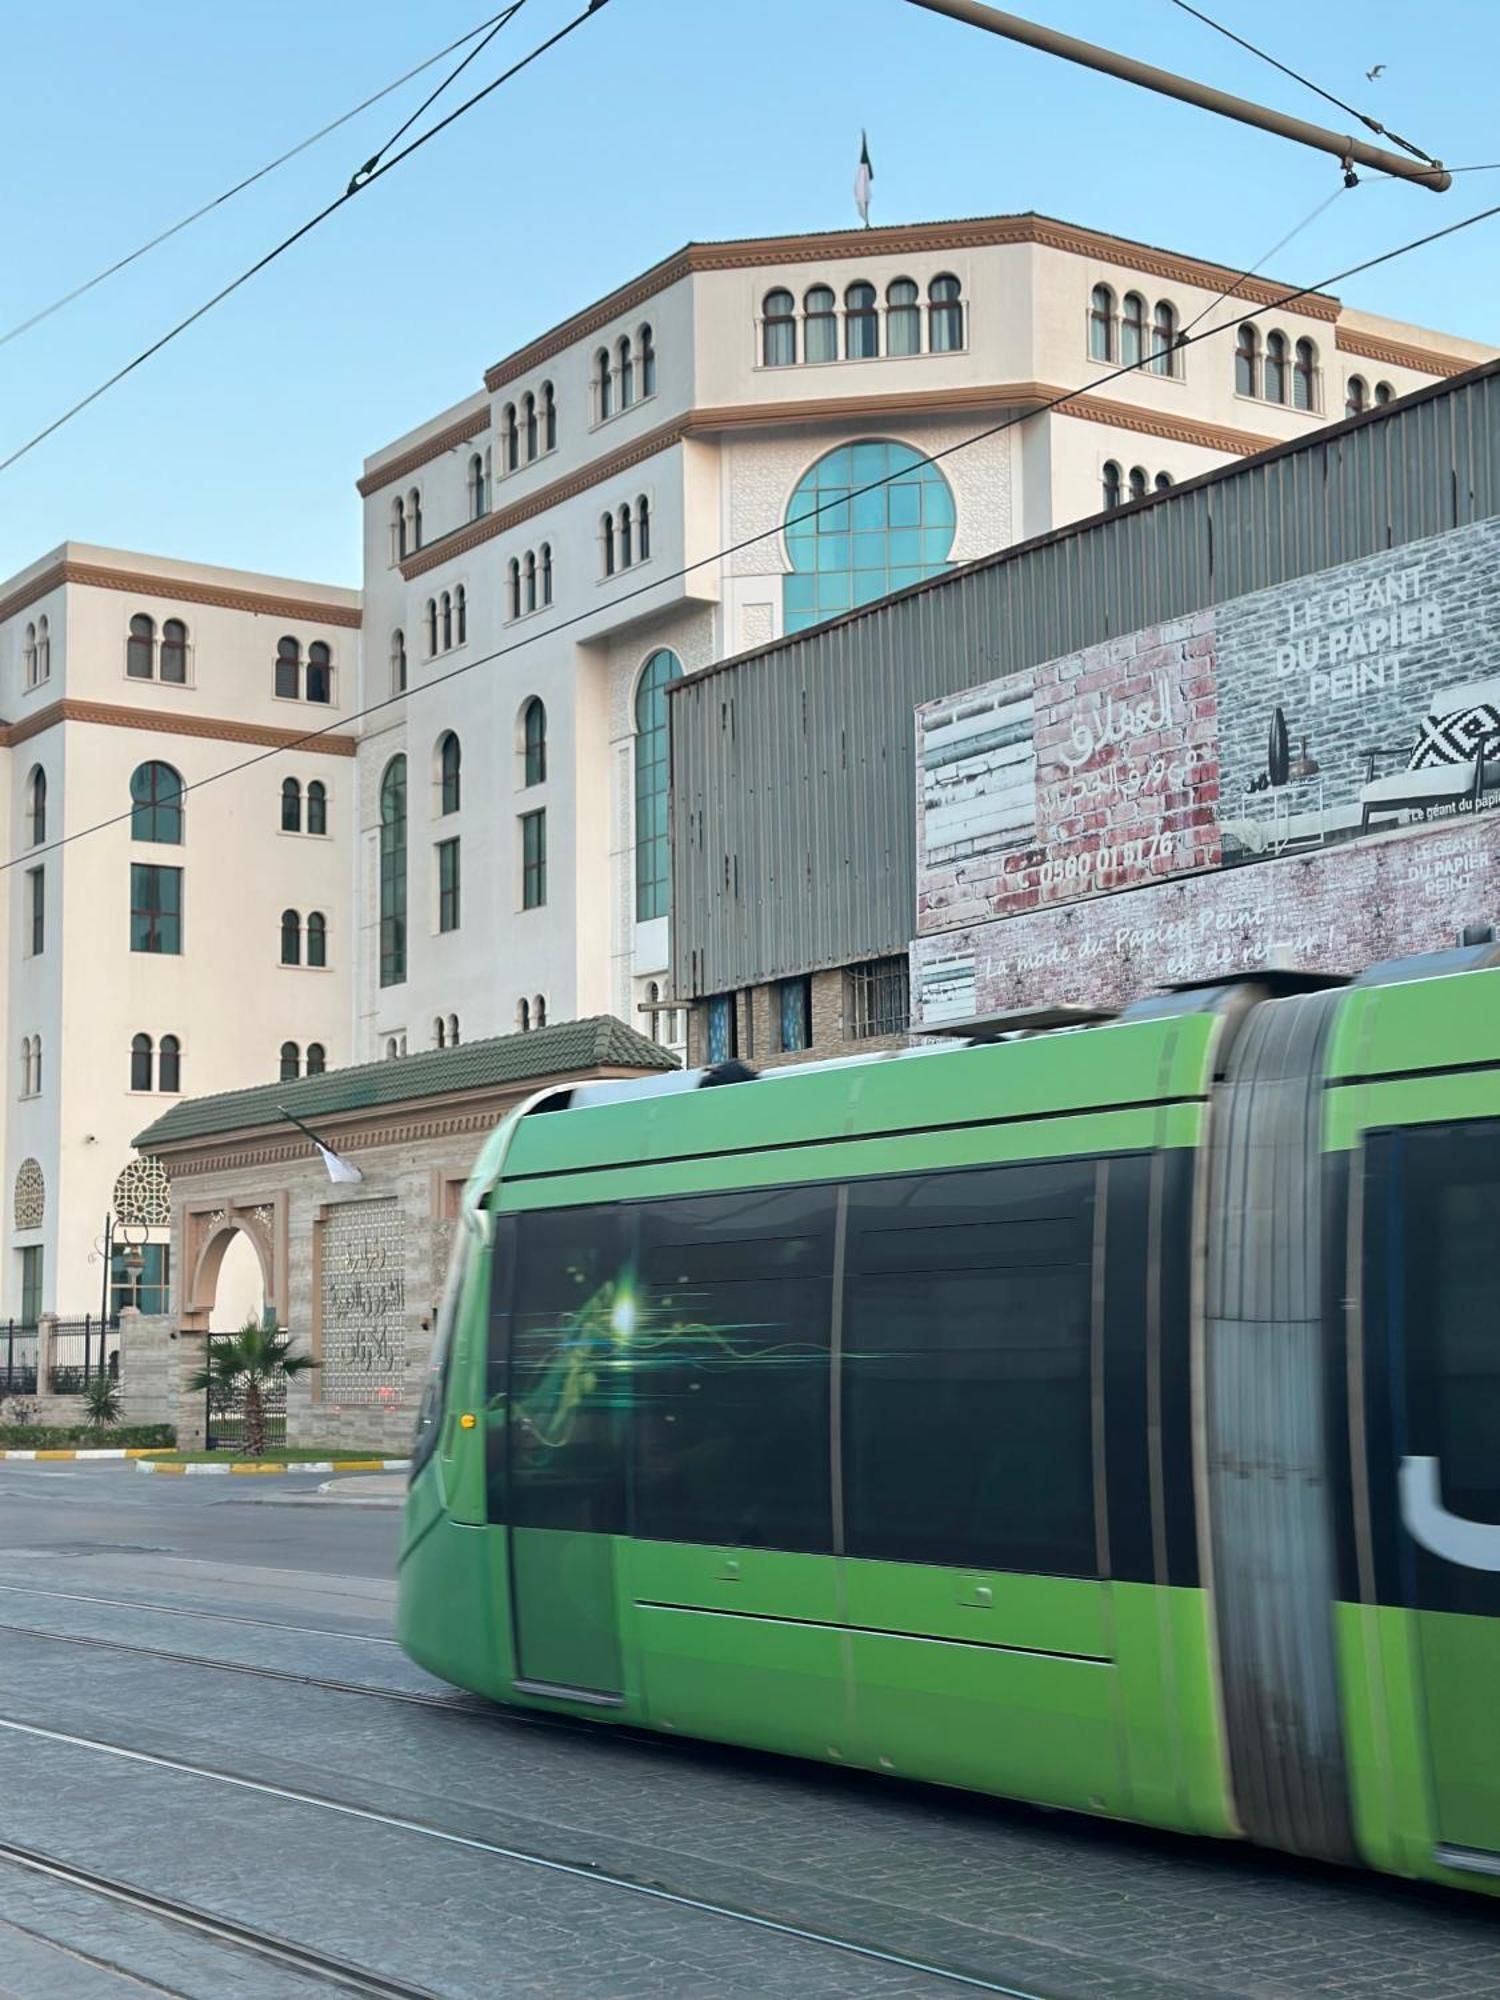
left=385, top=1039, right=398, bottom=1061
left=425, top=599, right=438, bottom=653
left=391, top=629, right=407, bottom=694
left=469, top=452, right=486, bottom=518
left=1122, top=292, right=1147, bottom=368
left=596, top=348, right=613, bottom=420
left=305, top=1043, right=325, bottom=1076
left=157, top=617, right=188, bottom=683
left=1088, top=284, right=1116, bottom=362
left=280, top=909, right=302, bottom=966
left=533, top=995, right=546, bottom=1029
left=602, top=513, right=616, bottom=576
left=455, top=584, right=467, bottom=644
left=1152, top=300, right=1179, bottom=377
left=636, top=497, right=650, bottom=562
left=639, top=328, right=655, bottom=398
left=762, top=289, right=796, bottom=367
left=524, top=551, right=537, bottom=613
left=1154, top=471, right=1174, bottom=491
left=306, top=911, right=327, bottom=968
left=617, top=336, right=634, bottom=408
left=1374, top=380, right=1394, bottom=406
left=1346, top=375, right=1368, bottom=416
left=1102, top=460, right=1122, bottom=510
left=517, top=997, right=530, bottom=1033
left=542, top=381, right=557, bottom=450
left=503, top=402, right=519, bottom=472
left=1235, top=323, right=1259, bottom=397
left=306, top=641, right=331, bottom=704
left=20, top=1038, right=30, bottom=1096
left=928, top=273, right=963, bottom=352
left=523, top=698, right=546, bottom=786
left=31, top=1036, right=42, bottom=1095
left=35, top=616, right=50, bottom=678
left=1293, top=338, right=1317, bottom=412
left=441, top=592, right=453, bottom=651
left=392, top=496, right=407, bottom=561
left=448, top=1015, right=459, bottom=1046
left=524, top=390, right=538, bottom=460
left=886, top=277, right=921, bottom=356
left=159, top=1034, right=181, bottom=1093
left=22, top=623, right=37, bottom=687
left=435, top=1016, right=446, bottom=1049
left=507, top=561, right=521, bottom=620
left=634, top=648, right=681, bottom=921
left=439, top=731, right=461, bottom=814
left=845, top=281, right=878, bottom=359
left=307, top=781, right=328, bottom=836
left=279, top=1042, right=300, bottom=1082
left=1265, top=331, right=1289, bottom=404
left=407, top=488, right=422, bottom=549
left=540, top=543, right=553, bottom=605
left=1128, top=466, right=1148, bottom=502
left=804, top=285, right=837, bottom=363
left=27, top=768, right=45, bottom=847
left=130, top=1034, right=153, bottom=1092
left=127, top=614, right=155, bottom=680
left=379, top=756, right=407, bottom=988
left=275, top=635, right=300, bottom=699
left=618, top=504, right=632, bottom=569
left=130, top=762, right=184, bottom=844
left=281, top=777, right=302, bottom=833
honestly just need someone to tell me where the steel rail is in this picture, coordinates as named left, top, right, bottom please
left=0, top=1575, right=400, bottom=1645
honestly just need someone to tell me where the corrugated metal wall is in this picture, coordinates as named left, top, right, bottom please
left=670, top=362, right=1500, bottom=999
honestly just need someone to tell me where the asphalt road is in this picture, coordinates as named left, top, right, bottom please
left=0, top=1463, right=1495, bottom=1999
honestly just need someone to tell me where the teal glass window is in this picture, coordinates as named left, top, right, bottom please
left=130, top=865, right=181, bottom=955
left=112, top=1242, right=170, bottom=1317
left=634, top=648, right=681, bottom=921
left=379, top=755, right=407, bottom=987
left=130, top=761, right=184, bottom=844
left=782, top=441, right=955, bottom=634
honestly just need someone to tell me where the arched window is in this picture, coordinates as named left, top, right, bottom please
left=618, top=504, right=632, bottom=569
left=540, top=543, right=553, bottom=605
left=1154, top=470, right=1174, bottom=491
left=306, top=911, right=327, bottom=968
left=307, top=781, right=328, bottom=836
left=503, top=403, right=519, bottom=472
left=160, top=618, right=188, bottom=683
left=596, top=348, right=613, bottom=420
left=507, top=561, right=521, bottom=621
left=523, top=698, right=547, bottom=786
left=469, top=452, right=487, bottom=518
left=1345, top=375, right=1368, bottom=416
left=407, top=488, right=422, bottom=549
left=391, top=629, right=407, bottom=694
left=517, top=997, right=530, bottom=1033
left=425, top=599, right=438, bottom=653
left=602, top=513, right=616, bottom=576
left=634, top=648, right=682, bottom=921
left=159, top=1034, right=181, bottom=1093
left=130, top=1033, right=153, bottom=1092
left=1102, top=460, right=1122, bottom=510
left=35, top=616, right=49, bottom=679
left=441, top=592, right=453, bottom=651
left=280, top=908, right=302, bottom=965
left=392, top=495, right=407, bottom=561
left=22, top=623, right=37, bottom=687
left=439, top=731, right=461, bottom=814
left=1265, top=331, right=1289, bottom=404
left=783, top=439, right=956, bottom=633
left=127, top=614, right=155, bottom=679
left=533, top=995, right=547, bottom=1028
left=845, top=280, right=878, bottom=359
left=762, top=288, right=796, bottom=367
left=928, top=273, right=963, bottom=352
left=27, top=768, right=45, bottom=847
left=455, top=584, right=467, bottom=644
left=1293, top=337, right=1317, bottom=412
left=306, top=638, right=331, bottom=701
left=448, top=1015, right=459, bottom=1046
left=435, top=1016, right=446, bottom=1049
left=639, top=328, right=655, bottom=398
left=305, top=1043, right=325, bottom=1077
left=1235, top=323, right=1259, bottom=398
left=385, top=1038, right=399, bottom=1061
left=275, top=635, right=300, bottom=699
left=804, top=285, right=837, bottom=363
left=281, top=777, right=302, bottom=833
left=130, top=762, right=184, bottom=844
left=617, top=336, right=634, bottom=408
left=20, top=1037, right=30, bottom=1096
left=886, top=277, right=921, bottom=356
left=636, top=497, right=650, bottom=562
left=1128, top=466, right=1149, bottom=502
left=524, top=390, right=538, bottom=460
left=542, top=381, right=557, bottom=450
left=379, top=756, right=407, bottom=988
left=31, top=1035, right=41, bottom=1094
left=279, top=1042, right=300, bottom=1083
left=524, top=551, right=537, bottom=613
left=1374, top=380, right=1395, bottom=406
left=1088, top=284, right=1116, bottom=362
left=1121, top=292, right=1147, bottom=368
left=1152, top=300, right=1179, bottom=377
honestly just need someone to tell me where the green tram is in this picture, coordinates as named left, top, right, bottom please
left=398, top=949, right=1500, bottom=1889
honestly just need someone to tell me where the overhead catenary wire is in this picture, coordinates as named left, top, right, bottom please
left=0, top=5, right=530, bottom=353
left=345, top=0, right=527, bottom=192
left=11, top=191, right=1500, bottom=879
left=0, top=0, right=612, bottom=477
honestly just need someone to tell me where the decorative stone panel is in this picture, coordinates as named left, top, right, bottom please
left=13, top=1159, right=43, bottom=1233
left=316, top=1198, right=407, bottom=1406
left=113, top=1155, right=171, bottom=1228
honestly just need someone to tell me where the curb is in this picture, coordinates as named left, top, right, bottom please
left=136, top=1457, right=409, bottom=1478
left=0, top=1447, right=173, bottom=1462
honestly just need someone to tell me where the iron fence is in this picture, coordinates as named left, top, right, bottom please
left=0, top=1323, right=38, bottom=1399
left=46, top=1317, right=120, bottom=1395
left=204, top=1331, right=288, bottom=1454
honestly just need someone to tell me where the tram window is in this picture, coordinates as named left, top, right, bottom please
left=633, top=1186, right=835, bottom=1551
left=843, top=1161, right=1097, bottom=1575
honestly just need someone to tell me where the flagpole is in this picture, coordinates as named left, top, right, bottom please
left=277, top=1105, right=364, bottom=1181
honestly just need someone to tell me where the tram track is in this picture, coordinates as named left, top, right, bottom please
left=0, top=1575, right=399, bottom=1646
left=0, top=1708, right=1051, bottom=1998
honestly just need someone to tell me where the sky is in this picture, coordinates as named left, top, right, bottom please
left=2, top=0, right=1497, bottom=588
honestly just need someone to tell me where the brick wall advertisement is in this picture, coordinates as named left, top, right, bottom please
left=914, top=517, right=1500, bottom=1021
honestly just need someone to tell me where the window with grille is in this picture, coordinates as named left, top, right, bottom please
left=845, top=957, right=909, bottom=1039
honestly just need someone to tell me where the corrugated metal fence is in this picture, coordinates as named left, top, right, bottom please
left=670, top=361, right=1500, bottom=998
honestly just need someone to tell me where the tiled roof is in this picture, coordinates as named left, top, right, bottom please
left=134, top=1015, right=675, bottom=1149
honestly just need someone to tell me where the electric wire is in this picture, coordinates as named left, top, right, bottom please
left=345, top=1, right=527, bottom=193
left=0, top=0, right=612, bottom=478
left=9, top=191, right=1500, bottom=878
left=0, top=5, right=529, bottom=353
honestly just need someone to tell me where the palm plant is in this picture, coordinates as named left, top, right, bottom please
left=82, top=1372, right=121, bottom=1430
left=187, top=1316, right=316, bottom=1457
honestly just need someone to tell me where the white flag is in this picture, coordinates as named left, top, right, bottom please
left=854, top=131, right=873, bottom=227
left=317, top=1143, right=363, bottom=1185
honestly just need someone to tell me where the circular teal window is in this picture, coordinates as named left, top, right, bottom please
left=782, top=440, right=956, bottom=634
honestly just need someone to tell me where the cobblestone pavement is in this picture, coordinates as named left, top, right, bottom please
left=0, top=1463, right=1495, bottom=1998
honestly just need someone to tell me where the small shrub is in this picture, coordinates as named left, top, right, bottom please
left=83, top=1375, right=123, bottom=1430
left=0, top=1422, right=175, bottom=1449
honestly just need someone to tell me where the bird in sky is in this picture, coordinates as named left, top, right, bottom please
left=1366, top=63, right=1385, bottom=80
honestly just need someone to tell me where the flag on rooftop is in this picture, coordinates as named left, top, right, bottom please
left=854, top=132, right=873, bottom=227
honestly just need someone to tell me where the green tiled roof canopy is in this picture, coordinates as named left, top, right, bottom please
left=134, top=1015, right=675, bottom=1150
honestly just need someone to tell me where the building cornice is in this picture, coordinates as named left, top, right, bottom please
left=1052, top=390, right=1278, bottom=457
left=0, top=559, right=360, bottom=630
left=1, top=698, right=358, bottom=757
left=1333, top=326, right=1478, bottom=377
left=356, top=406, right=493, bottom=499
